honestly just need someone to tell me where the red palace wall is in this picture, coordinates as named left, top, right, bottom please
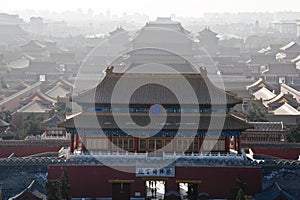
left=0, top=82, right=42, bottom=112
left=48, top=165, right=262, bottom=199
left=251, top=148, right=300, bottom=160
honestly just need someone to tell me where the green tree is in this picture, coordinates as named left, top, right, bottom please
left=21, top=113, right=44, bottom=137
left=45, top=179, right=62, bottom=200
left=229, top=178, right=248, bottom=200
left=49, top=102, right=71, bottom=119
left=45, top=170, right=71, bottom=200
left=60, top=170, right=71, bottom=200
left=287, top=123, right=300, bottom=143
left=0, top=110, right=12, bottom=123
left=236, top=189, right=246, bottom=200
left=247, top=102, right=268, bottom=122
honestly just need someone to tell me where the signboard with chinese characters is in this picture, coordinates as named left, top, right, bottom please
left=136, top=167, right=175, bottom=177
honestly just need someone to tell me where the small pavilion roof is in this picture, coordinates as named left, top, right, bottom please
left=0, top=118, right=9, bottom=127
left=36, top=91, right=57, bottom=103
left=45, top=85, right=69, bottom=99
left=17, top=100, right=50, bottom=113
left=271, top=102, right=300, bottom=115
left=0, top=82, right=42, bottom=108
left=264, top=92, right=299, bottom=108
left=281, top=83, right=300, bottom=97
left=253, top=87, right=276, bottom=101
left=42, top=113, right=64, bottom=125
left=198, top=27, right=218, bottom=36
left=21, top=40, right=46, bottom=50
left=8, top=180, right=46, bottom=200
left=6, top=57, right=29, bottom=69
left=246, top=78, right=275, bottom=91
left=22, top=90, right=57, bottom=104
left=55, top=78, right=74, bottom=88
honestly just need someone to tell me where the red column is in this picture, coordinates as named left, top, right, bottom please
left=70, top=134, right=74, bottom=154
left=237, top=136, right=241, bottom=154
left=75, top=134, right=79, bottom=149
left=173, top=137, right=177, bottom=153
left=134, top=137, right=139, bottom=153
left=225, top=136, right=229, bottom=153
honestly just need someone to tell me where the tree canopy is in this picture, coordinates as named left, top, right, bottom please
left=229, top=178, right=250, bottom=200
left=247, top=102, right=268, bottom=122
left=45, top=170, right=71, bottom=200
left=287, top=123, right=300, bottom=143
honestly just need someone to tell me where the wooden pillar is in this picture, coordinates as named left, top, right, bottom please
left=225, top=136, right=230, bottom=153
left=173, top=136, right=177, bottom=153
left=233, top=136, right=237, bottom=151
left=237, top=136, right=241, bottom=154
left=75, top=134, right=79, bottom=149
left=134, top=137, right=139, bottom=153
left=70, top=133, right=74, bottom=154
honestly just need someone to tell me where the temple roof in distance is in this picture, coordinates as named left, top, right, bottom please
left=262, top=64, right=299, bottom=75
left=45, top=85, right=69, bottom=99
left=6, top=57, right=30, bottom=69
left=73, top=67, right=242, bottom=106
left=280, top=41, right=300, bottom=52
left=42, top=113, right=63, bottom=126
left=21, top=40, right=46, bottom=50
left=253, top=182, right=298, bottom=200
left=264, top=92, right=299, bottom=108
left=22, top=90, right=56, bottom=104
left=0, top=118, right=9, bottom=127
left=247, top=54, right=278, bottom=65
left=246, top=122, right=284, bottom=132
left=271, top=102, right=300, bottom=115
left=198, top=27, right=218, bottom=36
left=246, top=78, right=276, bottom=92
left=8, top=180, right=46, bottom=200
left=17, top=100, right=50, bottom=113
left=253, top=87, right=276, bottom=101
left=143, top=17, right=191, bottom=35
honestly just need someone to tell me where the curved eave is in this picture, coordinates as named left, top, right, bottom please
left=61, top=113, right=252, bottom=131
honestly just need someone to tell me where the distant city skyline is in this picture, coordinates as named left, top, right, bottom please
left=1, top=0, right=300, bottom=20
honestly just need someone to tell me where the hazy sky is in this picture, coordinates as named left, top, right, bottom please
left=1, top=0, right=300, bottom=18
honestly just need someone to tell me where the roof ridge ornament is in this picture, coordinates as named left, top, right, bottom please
left=199, top=67, right=207, bottom=77
left=105, top=66, right=114, bottom=75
